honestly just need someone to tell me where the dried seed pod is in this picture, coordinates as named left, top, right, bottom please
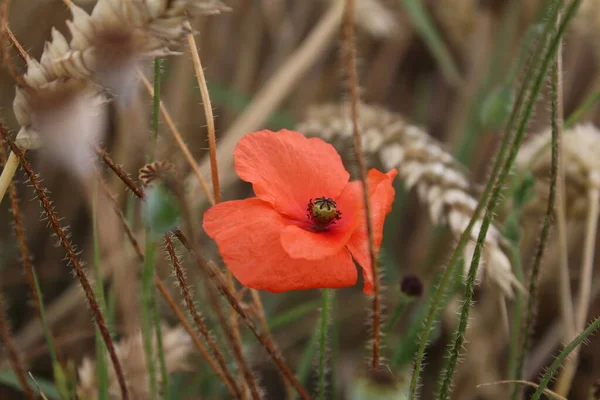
left=139, top=161, right=177, bottom=186
left=298, top=103, right=521, bottom=298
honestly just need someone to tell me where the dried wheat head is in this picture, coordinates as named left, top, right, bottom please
left=516, top=123, right=600, bottom=219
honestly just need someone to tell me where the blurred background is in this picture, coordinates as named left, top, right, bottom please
left=1, top=0, right=600, bottom=399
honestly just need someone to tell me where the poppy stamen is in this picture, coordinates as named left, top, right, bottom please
left=307, top=196, right=342, bottom=229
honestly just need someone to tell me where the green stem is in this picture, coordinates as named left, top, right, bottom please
left=92, top=182, right=109, bottom=400
left=408, top=2, right=564, bottom=392
left=154, top=303, right=169, bottom=399
left=318, top=289, right=333, bottom=400
left=142, top=238, right=158, bottom=400
left=435, top=2, right=580, bottom=398
left=531, top=316, right=600, bottom=400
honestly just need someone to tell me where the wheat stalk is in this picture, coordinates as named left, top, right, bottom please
left=298, top=103, right=521, bottom=298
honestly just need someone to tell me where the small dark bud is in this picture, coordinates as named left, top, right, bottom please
left=400, top=274, right=423, bottom=298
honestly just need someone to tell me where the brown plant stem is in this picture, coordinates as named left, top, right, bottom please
left=93, top=167, right=239, bottom=397
left=204, top=261, right=261, bottom=400
left=0, top=140, right=63, bottom=365
left=3, top=133, right=130, bottom=400
left=175, top=231, right=311, bottom=400
left=94, top=145, right=146, bottom=199
left=0, top=1, right=27, bottom=87
left=154, top=276, right=240, bottom=397
left=186, top=23, right=220, bottom=203
left=95, top=144, right=309, bottom=399
left=0, top=295, right=35, bottom=400
left=343, top=0, right=381, bottom=369
left=164, top=236, right=243, bottom=398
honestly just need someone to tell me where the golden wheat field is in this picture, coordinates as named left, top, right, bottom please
left=0, top=0, right=600, bottom=399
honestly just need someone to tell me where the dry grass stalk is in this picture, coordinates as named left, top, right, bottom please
left=343, top=0, right=382, bottom=369
left=137, top=68, right=215, bottom=205
left=187, top=0, right=345, bottom=208
left=3, top=133, right=130, bottom=400
left=164, top=235, right=244, bottom=398
left=298, top=103, right=521, bottom=298
left=77, top=324, right=193, bottom=400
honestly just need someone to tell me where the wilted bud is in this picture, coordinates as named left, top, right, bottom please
left=400, top=274, right=423, bottom=298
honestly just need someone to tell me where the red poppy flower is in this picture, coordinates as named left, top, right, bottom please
left=202, top=130, right=397, bottom=294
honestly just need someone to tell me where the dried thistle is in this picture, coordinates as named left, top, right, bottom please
left=77, top=324, right=193, bottom=400
left=297, top=103, right=521, bottom=298
left=139, top=160, right=177, bottom=186
left=517, top=123, right=600, bottom=219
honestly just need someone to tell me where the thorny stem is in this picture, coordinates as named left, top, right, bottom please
left=154, top=276, right=234, bottom=392
left=95, top=144, right=310, bottom=399
left=164, top=236, right=244, bottom=398
left=435, top=2, right=579, bottom=398
left=531, top=315, right=600, bottom=400
left=204, top=260, right=261, bottom=400
left=0, top=295, right=35, bottom=399
left=554, top=186, right=600, bottom=395
left=0, top=0, right=27, bottom=87
left=513, top=20, right=564, bottom=399
left=343, top=0, right=381, bottom=369
left=94, top=168, right=238, bottom=397
left=249, top=287, right=292, bottom=396
left=3, top=134, right=130, bottom=400
left=0, top=141, right=62, bottom=369
left=175, top=231, right=311, bottom=400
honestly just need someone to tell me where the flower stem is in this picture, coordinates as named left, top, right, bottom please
left=343, top=0, right=382, bottom=369
left=3, top=131, right=130, bottom=400
left=434, top=2, right=580, bottom=398
left=531, top=315, right=600, bottom=400
left=513, top=18, right=568, bottom=398
left=318, top=289, right=333, bottom=400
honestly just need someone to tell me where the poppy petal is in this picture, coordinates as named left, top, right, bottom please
left=203, top=198, right=358, bottom=292
left=347, top=169, right=398, bottom=294
left=233, top=130, right=350, bottom=221
left=280, top=181, right=362, bottom=260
